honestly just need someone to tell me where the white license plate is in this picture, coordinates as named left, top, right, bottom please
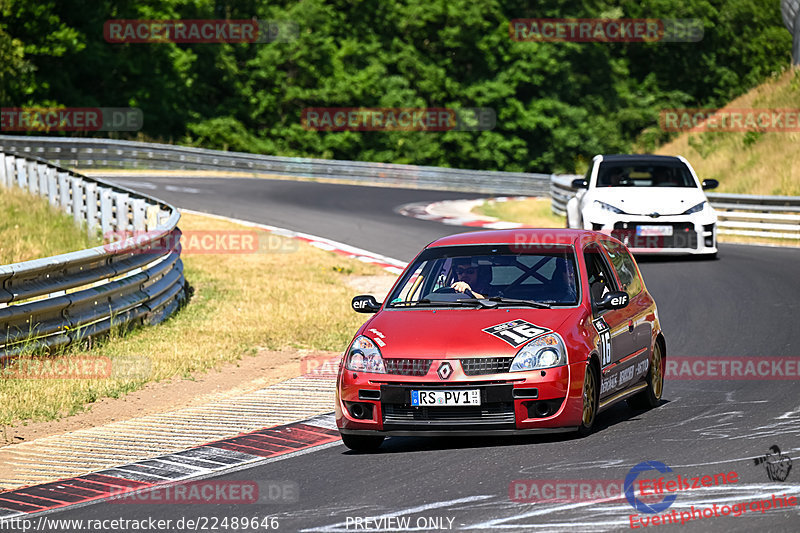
left=411, top=389, right=481, bottom=406
left=636, top=225, right=673, bottom=236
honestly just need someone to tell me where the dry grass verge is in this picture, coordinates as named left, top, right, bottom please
left=0, top=211, right=388, bottom=426
left=654, top=68, right=800, bottom=196
left=473, top=197, right=565, bottom=228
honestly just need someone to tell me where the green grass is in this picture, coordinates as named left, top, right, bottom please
left=0, top=186, right=101, bottom=264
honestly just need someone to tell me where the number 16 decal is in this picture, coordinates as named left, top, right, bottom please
left=593, top=317, right=612, bottom=367
left=483, top=319, right=549, bottom=347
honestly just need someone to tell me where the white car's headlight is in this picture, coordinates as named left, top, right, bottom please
left=682, top=201, right=706, bottom=215
left=345, top=335, right=386, bottom=373
left=509, top=333, right=567, bottom=372
left=593, top=200, right=626, bottom=214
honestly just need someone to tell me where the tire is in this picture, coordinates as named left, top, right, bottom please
left=341, top=434, right=385, bottom=452
left=576, top=363, right=598, bottom=437
left=627, top=341, right=664, bottom=410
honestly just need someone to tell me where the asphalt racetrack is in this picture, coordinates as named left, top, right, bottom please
left=27, top=175, right=800, bottom=532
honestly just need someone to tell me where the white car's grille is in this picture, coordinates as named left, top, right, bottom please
left=612, top=222, right=698, bottom=249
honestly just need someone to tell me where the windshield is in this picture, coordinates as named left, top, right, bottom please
left=387, top=244, right=579, bottom=307
left=596, top=162, right=697, bottom=188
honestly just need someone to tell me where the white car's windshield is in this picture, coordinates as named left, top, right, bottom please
left=387, top=244, right=579, bottom=307
left=597, top=163, right=696, bottom=188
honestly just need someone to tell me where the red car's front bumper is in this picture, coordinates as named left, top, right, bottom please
left=335, top=361, right=586, bottom=436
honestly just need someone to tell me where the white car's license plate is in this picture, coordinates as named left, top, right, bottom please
left=636, top=225, right=673, bottom=236
left=411, top=389, right=481, bottom=406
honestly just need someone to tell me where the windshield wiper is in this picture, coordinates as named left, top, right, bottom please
left=439, top=297, right=551, bottom=309
left=389, top=298, right=485, bottom=308
left=392, top=297, right=551, bottom=309
left=441, top=298, right=499, bottom=309
left=486, top=297, right=551, bottom=309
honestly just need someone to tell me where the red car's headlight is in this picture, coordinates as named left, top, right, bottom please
left=510, top=333, right=567, bottom=372
left=345, top=335, right=386, bottom=373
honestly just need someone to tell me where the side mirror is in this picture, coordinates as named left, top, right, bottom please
left=571, top=178, right=589, bottom=189
left=702, top=179, right=719, bottom=190
left=597, top=290, right=629, bottom=310
left=352, top=295, right=381, bottom=313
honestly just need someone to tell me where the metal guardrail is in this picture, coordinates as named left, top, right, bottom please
left=550, top=174, right=800, bottom=239
left=0, top=136, right=552, bottom=196
left=0, top=151, right=187, bottom=359
left=3, top=134, right=797, bottom=240
left=549, top=174, right=583, bottom=218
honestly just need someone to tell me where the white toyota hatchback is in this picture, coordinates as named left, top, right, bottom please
left=566, top=154, right=719, bottom=256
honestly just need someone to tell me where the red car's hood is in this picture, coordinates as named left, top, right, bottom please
left=360, top=308, right=580, bottom=358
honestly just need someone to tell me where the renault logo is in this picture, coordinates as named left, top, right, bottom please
left=437, top=362, right=453, bottom=380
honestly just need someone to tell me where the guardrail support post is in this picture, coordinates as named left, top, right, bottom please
left=85, top=183, right=99, bottom=237
left=115, top=192, right=130, bottom=233
left=58, top=171, right=70, bottom=212
left=132, top=199, right=146, bottom=232
left=71, top=178, right=85, bottom=226
left=0, top=154, right=7, bottom=188
left=100, top=188, right=113, bottom=238
left=27, top=161, right=39, bottom=195
left=5, top=156, right=14, bottom=189
left=16, top=158, right=26, bottom=189
left=145, top=205, right=160, bottom=231
left=37, top=163, right=49, bottom=196
left=47, top=168, right=58, bottom=207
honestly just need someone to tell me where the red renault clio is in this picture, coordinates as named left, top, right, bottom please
left=336, top=229, right=665, bottom=451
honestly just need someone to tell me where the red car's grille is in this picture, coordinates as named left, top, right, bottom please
left=460, top=357, right=514, bottom=376
left=384, top=359, right=432, bottom=376
left=383, top=404, right=515, bottom=426
left=379, top=384, right=515, bottom=429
